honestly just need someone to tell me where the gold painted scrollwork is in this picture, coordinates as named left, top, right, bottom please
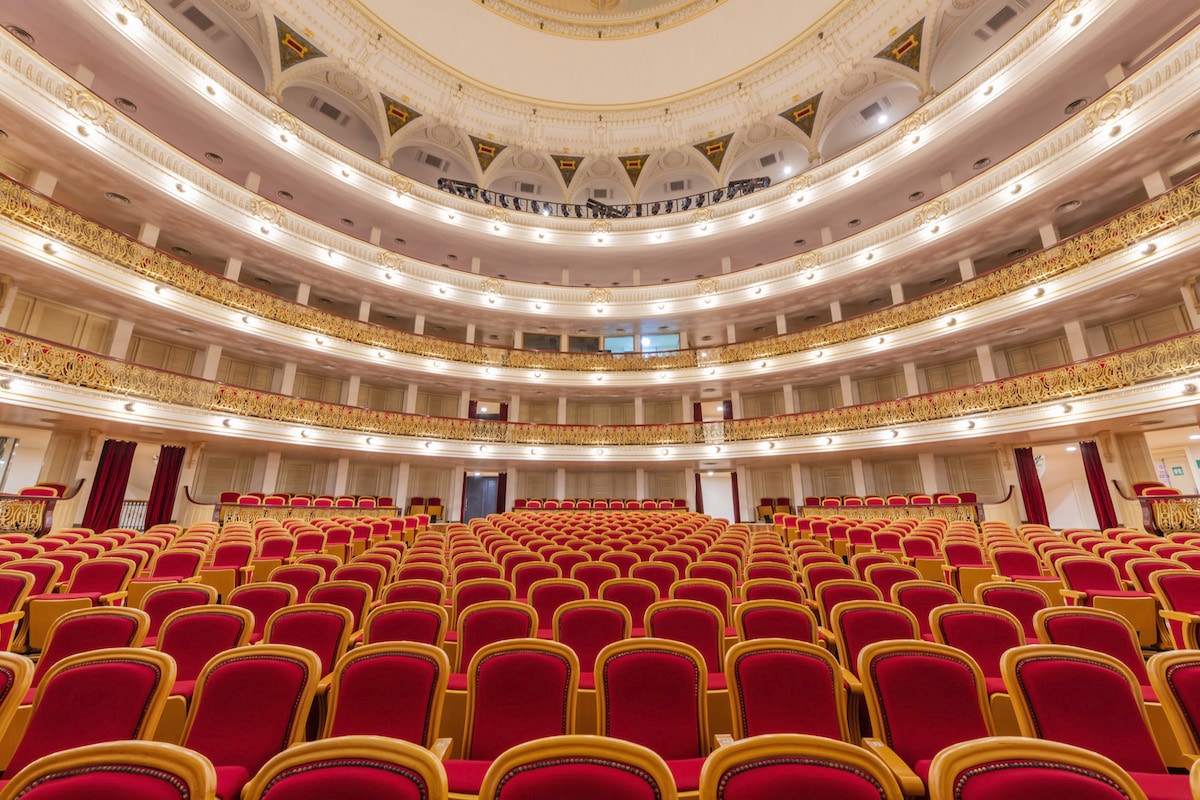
left=481, top=277, right=503, bottom=296
left=697, top=278, right=720, bottom=296
left=587, top=287, right=612, bottom=305
left=251, top=198, right=286, bottom=225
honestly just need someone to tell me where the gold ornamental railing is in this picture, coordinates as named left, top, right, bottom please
left=1, top=328, right=1199, bottom=447
left=2, top=172, right=1198, bottom=372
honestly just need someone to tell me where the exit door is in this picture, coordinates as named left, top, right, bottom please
left=464, top=475, right=499, bottom=522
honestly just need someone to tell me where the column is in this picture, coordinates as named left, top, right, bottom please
left=729, top=389, right=743, bottom=419
left=903, top=362, right=920, bottom=397
left=343, top=375, right=360, bottom=406
left=782, top=385, right=796, bottom=414
left=413, top=315, right=425, bottom=335
left=721, top=256, right=732, bottom=275
left=958, top=257, right=976, bottom=281
left=1143, top=170, right=1171, bottom=198
left=830, top=301, right=843, bottom=322
left=358, top=301, right=371, bottom=322
left=197, top=344, right=223, bottom=381
left=1063, top=320, right=1090, bottom=361
left=890, top=282, right=904, bottom=305
left=1181, top=283, right=1200, bottom=330
left=555, top=468, right=566, bottom=501
left=261, top=452, right=282, bottom=494
left=736, top=465, right=751, bottom=521
left=369, top=227, right=382, bottom=246
left=513, top=331, right=524, bottom=349
left=449, top=467, right=465, bottom=523
left=634, top=397, right=645, bottom=424
left=276, top=363, right=297, bottom=395
left=137, top=222, right=160, bottom=247
left=295, top=283, right=311, bottom=306
left=775, top=314, right=787, bottom=335
left=465, top=324, right=476, bottom=343
left=791, top=463, right=806, bottom=509
left=975, top=344, right=997, bottom=382
left=0, top=277, right=16, bottom=328
left=404, top=384, right=418, bottom=414
left=504, top=467, right=517, bottom=512
left=27, top=170, right=58, bottom=197
left=458, top=389, right=471, bottom=418
left=108, top=319, right=135, bottom=358
left=680, top=394, right=692, bottom=422
left=1038, top=223, right=1059, bottom=249
left=223, top=257, right=242, bottom=281
left=333, top=457, right=350, bottom=496
left=392, top=463, right=411, bottom=513
left=850, top=459, right=867, bottom=498
left=557, top=397, right=567, bottom=424
left=508, top=394, right=522, bottom=422
left=839, top=375, right=855, bottom=406
left=939, top=172, right=955, bottom=192
left=918, top=452, right=939, bottom=494
left=725, top=323, right=736, bottom=344
left=684, top=468, right=697, bottom=511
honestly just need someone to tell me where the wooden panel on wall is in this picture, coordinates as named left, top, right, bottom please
left=194, top=452, right=255, bottom=498
left=415, top=391, right=460, bottom=418
left=796, top=383, right=842, bottom=412
left=516, top=470, right=555, bottom=498
left=647, top=470, right=685, bottom=499
left=217, top=357, right=275, bottom=390
left=277, top=459, right=330, bottom=495
left=809, top=463, right=853, bottom=497
left=643, top=400, right=682, bottom=424
left=742, top=390, right=785, bottom=418
left=940, top=452, right=1004, bottom=498
left=1004, top=336, right=1069, bottom=375
left=359, top=382, right=405, bottom=412
left=294, top=372, right=344, bottom=403
left=520, top=401, right=559, bottom=424
left=869, top=458, right=923, bottom=496
left=127, top=335, right=196, bottom=374
left=348, top=462, right=393, bottom=496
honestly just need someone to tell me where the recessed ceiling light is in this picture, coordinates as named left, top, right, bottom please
left=929, top=277, right=947, bottom=287
left=3, top=25, right=34, bottom=46
left=868, top=297, right=885, bottom=306
left=1006, top=248, right=1028, bottom=259
left=930, top=347, right=948, bottom=354
left=0, top=129, right=7, bottom=140
left=497, top=274, right=506, bottom=279
left=340, top=218, right=354, bottom=227
left=1006, top=326, right=1027, bottom=335
left=847, top=219, right=862, bottom=227
left=1184, top=130, right=1200, bottom=145
left=972, top=157, right=991, bottom=170
left=252, top=276, right=272, bottom=286
left=252, top=347, right=269, bottom=354
left=1063, top=97, right=1091, bottom=115
left=175, top=327, right=195, bottom=336
left=1055, top=200, right=1081, bottom=214
left=1110, top=293, right=1139, bottom=304
left=753, top=326, right=766, bottom=333
left=793, top=239, right=806, bottom=247
left=908, top=191, right=925, bottom=202
left=203, top=152, right=224, bottom=164
left=804, top=314, right=817, bottom=321
left=447, top=254, right=458, bottom=261
left=661, top=277, right=669, bottom=283
left=104, top=191, right=130, bottom=205
left=393, top=237, right=406, bottom=246
left=170, top=246, right=192, bottom=257
left=276, top=190, right=293, bottom=201
left=114, top=97, right=138, bottom=113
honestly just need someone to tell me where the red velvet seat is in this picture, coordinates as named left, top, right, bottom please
left=527, top=579, right=586, bottom=631
left=974, top=580, right=1050, bottom=641
left=931, top=604, right=1024, bottom=691
left=570, top=562, right=620, bottom=599
left=890, top=580, right=961, bottom=638
left=830, top=600, right=920, bottom=700
left=553, top=599, right=631, bottom=677
left=243, top=735, right=447, bottom=800
left=1148, top=651, right=1200, bottom=758
left=182, top=644, right=321, bottom=800
left=158, top=605, right=253, bottom=684
left=24, top=557, right=137, bottom=650
left=266, top=564, right=324, bottom=604
left=1149, top=570, right=1200, bottom=649
left=308, top=580, right=373, bottom=632
left=1002, top=644, right=1188, bottom=800
left=600, top=578, right=659, bottom=632
left=699, top=733, right=903, bottom=799
left=442, top=639, right=579, bottom=798
left=0, top=571, right=33, bottom=651
left=646, top=600, right=726, bottom=687
left=812, top=579, right=883, bottom=637
left=330, top=562, right=388, bottom=600
left=5, top=647, right=175, bottom=778
left=323, top=641, right=449, bottom=747
left=24, top=607, right=149, bottom=703
left=477, top=735, right=677, bottom=800
left=733, top=599, right=818, bottom=644
left=137, top=583, right=217, bottom=646
left=227, top=582, right=299, bottom=643
left=362, top=601, right=449, bottom=648
left=725, top=639, right=848, bottom=741
left=859, top=640, right=995, bottom=796
left=1035, top=606, right=1154, bottom=691
left=262, top=603, right=354, bottom=681
left=451, top=601, right=539, bottom=674
left=928, top=737, right=1150, bottom=800
left=863, top=563, right=922, bottom=606
left=597, top=638, right=710, bottom=795
left=0, top=740, right=217, bottom=800
left=381, top=579, right=446, bottom=606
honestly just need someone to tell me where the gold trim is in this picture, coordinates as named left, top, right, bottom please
left=4, top=173, right=1197, bottom=375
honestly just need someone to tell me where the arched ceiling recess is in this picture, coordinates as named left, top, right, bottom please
left=160, top=0, right=1052, bottom=199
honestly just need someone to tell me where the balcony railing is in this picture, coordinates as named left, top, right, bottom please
left=436, top=177, right=771, bottom=219
left=0, top=328, right=1197, bottom=447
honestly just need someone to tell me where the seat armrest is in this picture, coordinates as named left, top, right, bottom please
left=99, top=591, right=128, bottom=606
left=862, top=738, right=925, bottom=797
left=0, top=611, right=23, bottom=625
left=431, top=738, right=452, bottom=761
left=1160, top=610, right=1200, bottom=624
left=714, top=734, right=735, bottom=748
left=1060, top=589, right=1087, bottom=606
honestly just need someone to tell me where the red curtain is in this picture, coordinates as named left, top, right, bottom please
left=1080, top=440, right=1119, bottom=530
left=1013, top=447, right=1049, bottom=526
left=694, top=472, right=704, bottom=514
left=144, top=445, right=186, bottom=529
left=81, top=439, right=137, bottom=532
